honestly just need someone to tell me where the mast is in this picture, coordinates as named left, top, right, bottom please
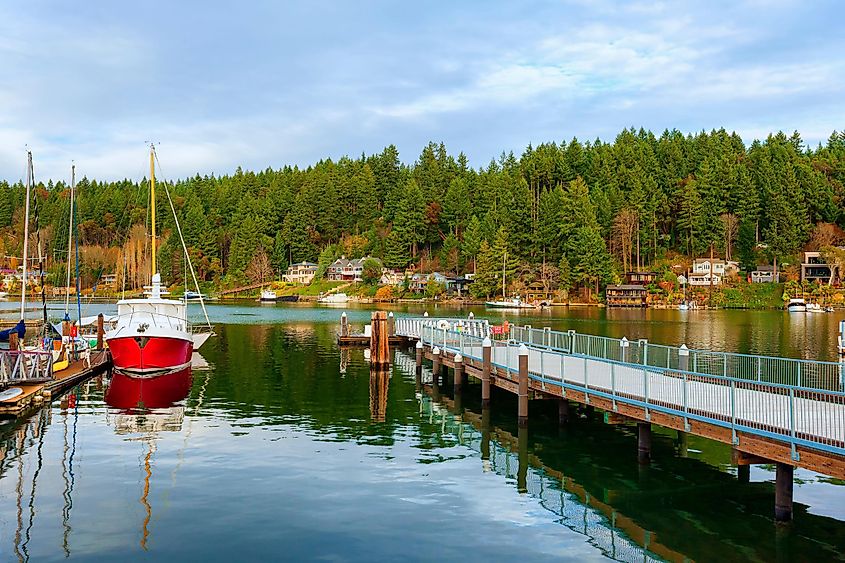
left=65, top=165, right=75, bottom=316
left=74, top=171, right=81, bottom=322
left=20, top=151, right=32, bottom=320
left=150, top=145, right=156, bottom=278
left=502, top=251, right=506, bottom=298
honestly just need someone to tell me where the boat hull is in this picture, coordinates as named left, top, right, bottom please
left=107, top=335, right=193, bottom=374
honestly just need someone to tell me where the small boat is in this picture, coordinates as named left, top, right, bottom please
left=786, top=298, right=807, bottom=313
left=486, top=295, right=536, bottom=309
left=678, top=302, right=689, bottom=311
left=826, top=306, right=835, bottom=313
left=0, top=291, right=8, bottom=299
left=807, top=302, right=824, bottom=313
left=318, top=292, right=349, bottom=304
left=259, top=289, right=277, bottom=302
left=184, top=290, right=208, bottom=301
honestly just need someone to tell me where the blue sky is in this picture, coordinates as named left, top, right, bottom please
left=1, top=0, right=843, bottom=182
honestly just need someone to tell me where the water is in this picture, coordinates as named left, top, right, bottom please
left=1, top=303, right=844, bottom=561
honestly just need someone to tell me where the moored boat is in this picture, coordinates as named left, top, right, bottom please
left=318, top=292, right=349, bottom=304
left=105, top=145, right=213, bottom=375
left=259, top=289, right=277, bottom=302
left=486, top=295, right=536, bottom=309
left=786, top=298, right=807, bottom=313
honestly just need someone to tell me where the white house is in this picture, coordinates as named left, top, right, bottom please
left=284, top=261, right=318, bottom=284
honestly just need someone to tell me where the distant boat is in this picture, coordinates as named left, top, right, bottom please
left=806, top=302, right=825, bottom=313
left=486, top=295, right=536, bottom=309
left=678, top=302, right=689, bottom=311
left=184, top=290, right=208, bottom=301
left=0, top=291, right=8, bottom=299
left=318, top=292, right=349, bottom=304
left=786, top=298, right=807, bottom=313
left=259, top=289, right=277, bottom=302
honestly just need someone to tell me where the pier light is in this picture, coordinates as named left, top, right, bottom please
left=433, top=347, right=440, bottom=355
left=678, top=344, right=689, bottom=356
left=518, top=344, right=529, bottom=356
left=454, top=353, right=463, bottom=363
left=620, top=337, right=630, bottom=348
left=423, top=312, right=429, bottom=317
left=416, top=341, right=423, bottom=349
left=482, top=337, right=492, bottom=348
left=388, top=311, right=393, bottom=317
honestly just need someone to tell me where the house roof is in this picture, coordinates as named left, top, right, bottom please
left=753, top=265, right=775, bottom=272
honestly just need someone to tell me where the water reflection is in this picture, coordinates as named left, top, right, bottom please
left=105, top=368, right=193, bottom=550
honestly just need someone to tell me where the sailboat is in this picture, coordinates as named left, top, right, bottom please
left=105, top=145, right=214, bottom=375
left=486, top=251, right=535, bottom=309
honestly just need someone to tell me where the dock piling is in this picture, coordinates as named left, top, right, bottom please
left=559, top=399, right=570, bottom=425
left=340, top=312, right=349, bottom=337
left=432, top=346, right=441, bottom=381
left=97, top=313, right=104, bottom=350
left=637, top=422, right=651, bottom=464
left=482, top=337, right=492, bottom=407
left=454, top=353, right=464, bottom=393
left=387, top=312, right=395, bottom=336
left=775, top=462, right=794, bottom=522
left=518, top=344, right=529, bottom=426
left=9, top=332, right=18, bottom=351
left=370, top=311, right=390, bottom=368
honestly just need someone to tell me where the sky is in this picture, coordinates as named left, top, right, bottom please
left=1, top=0, right=843, bottom=183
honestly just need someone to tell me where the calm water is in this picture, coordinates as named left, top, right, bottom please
left=1, top=303, right=844, bottom=561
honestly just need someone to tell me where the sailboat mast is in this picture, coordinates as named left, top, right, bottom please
left=74, top=174, right=81, bottom=323
left=20, top=151, right=33, bottom=320
left=502, top=251, right=506, bottom=297
left=65, top=165, right=75, bottom=315
left=150, top=145, right=156, bottom=277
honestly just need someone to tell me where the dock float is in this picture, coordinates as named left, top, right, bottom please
left=392, top=315, right=845, bottom=522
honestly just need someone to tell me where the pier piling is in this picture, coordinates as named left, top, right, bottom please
left=370, top=311, right=390, bottom=368
left=340, top=312, right=349, bottom=337
left=481, top=337, right=491, bottom=407
left=9, top=332, right=18, bottom=351
left=775, top=463, right=794, bottom=522
left=637, top=423, right=652, bottom=464
left=454, top=354, right=464, bottom=393
left=518, top=344, right=529, bottom=426
left=387, top=312, right=395, bottom=337
left=432, top=346, right=441, bottom=380
left=97, top=313, right=104, bottom=350
left=559, top=400, right=570, bottom=425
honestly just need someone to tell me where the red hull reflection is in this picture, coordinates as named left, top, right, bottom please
left=105, top=367, right=193, bottom=411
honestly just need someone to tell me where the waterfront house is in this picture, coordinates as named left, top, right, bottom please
left=445, top=276, right=473, bottom=296
left=624, top=271, right=658, bottom=285
left=102, top=273, right=118, bottom=287
left=327, top=256, right=381, bottom=282
left=750, top=265, right=777, bottom=283
left=689, top=258, right=739, bottom=286
left=284, top=261, right=318, bottom=284
left=524, top=280, right=554, bottom=303
left=801, top=251, right=839, bottom=284
left=605, top=284, right=648, bottom=307
left=379, top=268, right=406, bottom=286
left=409, top=272, right=447, bottom=292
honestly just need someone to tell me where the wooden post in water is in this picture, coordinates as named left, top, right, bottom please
left=432, top=346, right=441, bottom=382
left=415, top=340, right=423, bottom=367
left=481, top=337, right=492, bottom=407
left=775, top=462, right=794, bottom=522
left=387, top=312, right=395, bottom=337
left=481, top=406, right=491, bottom=461
left=517, top=424, right=528, bottom=493
left=518, top=344, right=529, bottom=426
left=9, top=332, right=18, bottom=351
left=370, top=311, right=390, bottom=368
left=638, top=422, right=652, bottom=464
left=453, top=354, right=464, bottom=393
left=340, top=312, right=349, bottom=337
left=559, top=400, right=570, bottom=425
left=97, top=313, right=104, bottom=350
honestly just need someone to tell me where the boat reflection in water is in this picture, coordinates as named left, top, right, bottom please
left=105, top=367, right=193, bottom=550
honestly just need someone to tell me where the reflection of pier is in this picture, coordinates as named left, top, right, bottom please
left=396, top=317, right=845, bottom=521
left=398, top=352, right=845, bottom=562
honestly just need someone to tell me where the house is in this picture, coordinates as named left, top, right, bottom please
left=689, top=258, right=739, bottom=286
left=409, top=272, right=447, bottom=292
left=284, top=261, right=318, bottom=284
left=688, top=272, right=721, bottom=286
left=379, top=269, right=407, bottom=286
left=801, top=251, right=838, bottom=284
left=445, top=276, right=473, bottom=296
left=605, top=284, right=648, bottom=307
left=327, top=256, right=381, bottom=282
left=101, top=273, right=118, bottom=287
left=624, top=271, right=658, bottom=286
left=750, top=265, right=777, bottom=283
left=524, top=281, right=555, bottom=304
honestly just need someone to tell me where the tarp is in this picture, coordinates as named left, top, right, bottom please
left=0, top=320, right=26, bottom=343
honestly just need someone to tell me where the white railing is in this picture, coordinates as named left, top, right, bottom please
left=417, top=324, right=845, bottom=458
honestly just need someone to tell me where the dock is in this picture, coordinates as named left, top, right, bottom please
left=392, top=315, right=845, bottom=522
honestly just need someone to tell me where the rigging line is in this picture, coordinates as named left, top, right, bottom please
left=30, top=156, right=48, bottom=330
left=64, top=164, right=75, bottom=317
left=153, top=153, right=212, bottom=330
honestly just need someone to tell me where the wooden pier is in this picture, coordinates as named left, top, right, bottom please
left=393, top=316, right=845, bottom=522
left=336, top=311, right=412, bottom=348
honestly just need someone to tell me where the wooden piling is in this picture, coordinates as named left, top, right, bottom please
left=340, top=312, right=349, bottom=337
left=637, top=422, right=652, bottom=464
left=775, top=462, right=794, bottom=522
left=370, top=311, right=390, bottom=368
left=454, top=354, right=464, bottom=393
left=481, top=407, right=491, bottom=460
left=738, top=464, right=750, bottom=483
left=482, top=337, right=492, bottom=407
left=97, top=313, right=104, bottom=350
left=518, top=344, right=528, bottom=426
left=517, top=425, right=528, bottom=493
left=9, top=332, right=18, bottom=351
left=415, top=341, right=423, bottom=367
left=559, top=399, right=570, bottom=425
left=432, top=346, right=441, bottom=378
left=387, top=312, right=395, bottom=336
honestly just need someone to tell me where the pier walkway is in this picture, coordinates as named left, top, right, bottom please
left=393, top=317, right=845, bottom=492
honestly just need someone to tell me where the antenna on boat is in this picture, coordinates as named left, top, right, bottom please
left=149, top=143, right=157, bottom=279
left=20, top=149, right=32, bottom=321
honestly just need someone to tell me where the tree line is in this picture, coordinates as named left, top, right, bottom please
left=1, top=128, right=844, bottom=297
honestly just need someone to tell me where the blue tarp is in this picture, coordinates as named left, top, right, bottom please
left=0, top=320, right=26, bottom=343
